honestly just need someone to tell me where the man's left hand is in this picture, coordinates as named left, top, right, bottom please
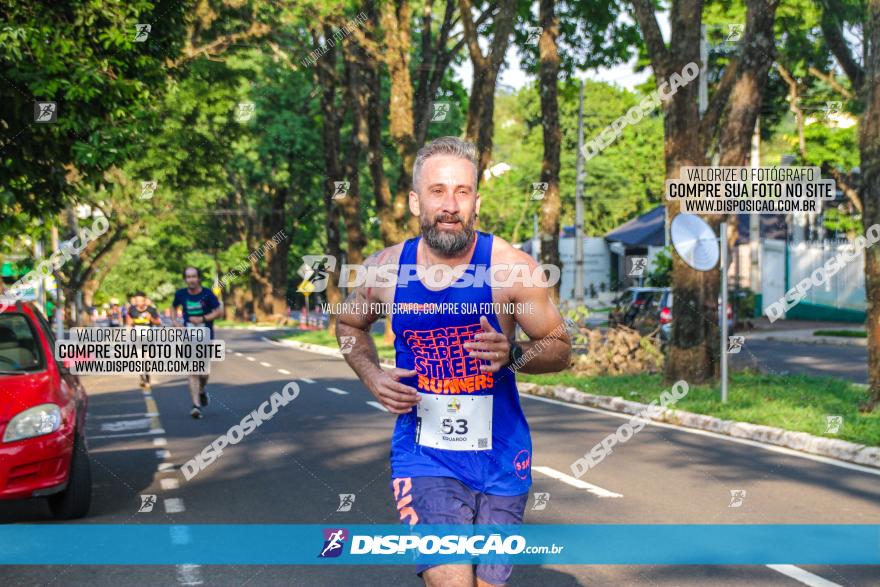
left=465, top=315, right=510, bottom=373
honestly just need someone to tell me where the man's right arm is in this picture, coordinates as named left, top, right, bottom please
left=335, top=248, right=419, bottom=414
left=170, top=292, right=183, bottom=327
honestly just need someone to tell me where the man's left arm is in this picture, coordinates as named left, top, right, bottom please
left=203, top=292, right=223, bottom=321
left=465, top=256, right=571, bottom=375
left=505, top=264, right=571, bottom=374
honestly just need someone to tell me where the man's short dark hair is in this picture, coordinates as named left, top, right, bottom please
left=183, top=266, right=201, bottom=279
left=133, top=291, right=146, bottom=298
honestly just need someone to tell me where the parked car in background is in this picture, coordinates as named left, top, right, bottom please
left=608, top=287, right=665, bottom=328
left=0, top=300, right=91, bottom=519
left=612, top=287, right=734, bottom=344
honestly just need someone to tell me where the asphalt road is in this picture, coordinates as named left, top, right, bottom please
left=1, top=328, right=878, bottom=586
left=731, top=338, right=868, bottom=384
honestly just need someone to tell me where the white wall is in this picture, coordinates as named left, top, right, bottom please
left=558, top=237, right=611, bottom=301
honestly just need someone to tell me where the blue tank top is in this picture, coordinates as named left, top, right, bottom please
left=389, top=230, right=532, bottom=496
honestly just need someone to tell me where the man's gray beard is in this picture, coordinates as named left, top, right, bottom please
left=421, top=214, right=476, bottom=257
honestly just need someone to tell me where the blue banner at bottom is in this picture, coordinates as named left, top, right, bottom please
left=1, top=525, right=878, bottom=565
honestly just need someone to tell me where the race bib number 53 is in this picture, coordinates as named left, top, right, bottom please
left=415, top=393, right=492, bottom=451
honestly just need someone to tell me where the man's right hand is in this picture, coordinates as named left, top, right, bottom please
left=368, top=367, right=421, bottom=414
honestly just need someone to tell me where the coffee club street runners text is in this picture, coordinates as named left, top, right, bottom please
left=55, top=327, right=224, bottom=375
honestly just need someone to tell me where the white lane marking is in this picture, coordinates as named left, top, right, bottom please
left=766, top=565, right=842, bottom=587
left=158, top=462, right=176, bottom=473
left=176, top=564, right=203, bottom=586
left=260, top=361, right=271, bottom=367
left=156, top=449, right=171, bottom=459
left=90, top=413, right=158, bottom=419
left=366, top=401, right=389, bottom=412
left=164, top=498, right=186, bottom=514
left=100, top=418, right=151, bottom=432
left=160, top=478, right=180, bottom=490
left=278, top=369, right=291, bottom=375
left=327, top=387, right=349, bottom=395
left=521, top=394, right=880, bottom=477
left=533, top=465, right=623, bottom=498
left=90, top=429, right=166, bottom=440
left=300, top=377, right=316, bottom=384
left=153, top=437, right=168, bottom=446
left=246, top=356, right=255, bottom=362
left=234, top=352, right=243, bottom=357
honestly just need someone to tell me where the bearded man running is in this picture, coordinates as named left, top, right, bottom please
left=336, top=137, right=571, bottom=587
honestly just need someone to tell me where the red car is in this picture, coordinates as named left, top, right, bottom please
left=0, top=300, right=91, bottom=518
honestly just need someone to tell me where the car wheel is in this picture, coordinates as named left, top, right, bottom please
left=48, top=433, right=92, bottom=520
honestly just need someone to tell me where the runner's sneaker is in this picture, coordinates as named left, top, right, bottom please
left=190, top=406, right=203, bottom=419
left=199, top=389, right=209, bottom=406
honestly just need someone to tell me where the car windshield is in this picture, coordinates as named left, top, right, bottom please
left=0, top=313, right=45, bottom=374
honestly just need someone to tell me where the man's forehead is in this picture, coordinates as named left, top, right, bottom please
left=421, top=156, right=475, bottom=186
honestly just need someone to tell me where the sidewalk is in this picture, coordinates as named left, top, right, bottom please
left=742, top=318, right=866, bottom=347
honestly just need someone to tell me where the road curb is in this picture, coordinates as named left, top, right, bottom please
left=270, top=336, right=879, bottom=469
left=518, top=382, right=880, bottom=469
left=273, top=337, right=396, bottom=367
left=745, top=333, right=866, bottom=347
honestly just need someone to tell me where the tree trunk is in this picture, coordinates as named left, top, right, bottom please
left=630, top=0, right=780, bottom=383
left=315, top=24, right=345, bottom=336
left=381, top=0, right=421, bottom=239
left=861, top=0, right=880, bottom=410
left=538, top=0, right=562, bottom=303
left=459, top=0, right=517, bottom=184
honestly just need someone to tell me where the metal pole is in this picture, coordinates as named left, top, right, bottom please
left=699, top=25, right=708, bottom=117
left=720, top=221, right=729, bottom=403
left=749, top=117, right=761, bottom=313
left=574, top=80, right=586, bottom=303
left=34, top=239, right=46, bottom=312
left=51, top=226, right=63, bottom=339
left=532, top=213, right=539, bottom=260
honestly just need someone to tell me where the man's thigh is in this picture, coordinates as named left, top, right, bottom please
left=391, top=477, right=477, bottom=583
left=473, top=491, right=529, bottom=586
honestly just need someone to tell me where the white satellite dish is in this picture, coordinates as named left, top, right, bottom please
left=670, top=213, right=719, bottom=271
